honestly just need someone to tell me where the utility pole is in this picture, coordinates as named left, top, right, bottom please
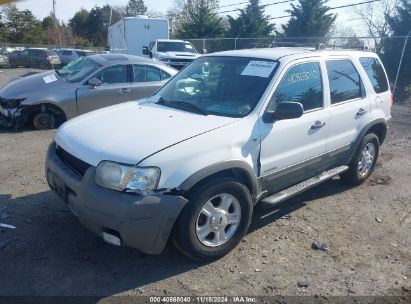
left=52, top=0, right=62, bottom=47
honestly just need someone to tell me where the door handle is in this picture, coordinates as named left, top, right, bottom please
left=311, top=121, right=326, bottom=129
left=119, top=88, right=131, bottom=94
left=357, top=108, right=368, bottom=116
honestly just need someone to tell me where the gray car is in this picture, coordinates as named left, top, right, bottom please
left=0, top=53, right=177, bottom=129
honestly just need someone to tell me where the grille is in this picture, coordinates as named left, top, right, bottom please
left=169, top=59, right=193, bottom=63
left=56, top=146, right=91, bottom=176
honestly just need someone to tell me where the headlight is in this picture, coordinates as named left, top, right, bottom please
left=95, top=161, right=160, bottom=193
left=7, top=98, right=25, bottom=108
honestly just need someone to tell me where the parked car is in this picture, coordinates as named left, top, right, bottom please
left=0, top=53, right=177, bottom=129
left=8, top=48, right=61, bottom=69
left=143, top=39, right=200, bottom=70
left=45, top=48, right=392, bottom=260
left=0, top=48, right=10, bottom=67
left=56, top=48, right=92, bottom=66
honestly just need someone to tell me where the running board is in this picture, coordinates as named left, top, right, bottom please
left=261, top=165, right=349, bottom=205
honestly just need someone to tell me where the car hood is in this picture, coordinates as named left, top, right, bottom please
left=0, top=70, right=71, bottom=100
left=55, top=101, right=239, bottom=167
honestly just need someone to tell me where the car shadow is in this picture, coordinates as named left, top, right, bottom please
left=0, top=178, right=352, bottom=297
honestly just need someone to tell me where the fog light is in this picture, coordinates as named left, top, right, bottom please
left=102, top=232, right=121, bottom=246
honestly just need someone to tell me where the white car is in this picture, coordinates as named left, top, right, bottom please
left=45, top=47, right=392, bottom=260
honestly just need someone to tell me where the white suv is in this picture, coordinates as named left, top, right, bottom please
left=143, top=39, right=200, bottom=70
left=45, top=48, right=392, bottom=260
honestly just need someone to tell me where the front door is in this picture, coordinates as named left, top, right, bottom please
left=259, top=61, right=330, bottom=192
left=76, top=65, right=132, bottom=114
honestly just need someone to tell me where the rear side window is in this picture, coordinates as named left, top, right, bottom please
left=326, top=60, right=363, bottom=104
left=146, top=66, right=161, bottom=82
left=359, top=57, right=389, bottom=93
left=270, top=62, right=323, bottom=112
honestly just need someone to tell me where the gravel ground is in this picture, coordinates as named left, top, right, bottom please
left=0, top=68, right=410, bottom=299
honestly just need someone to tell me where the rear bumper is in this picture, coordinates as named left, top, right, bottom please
left=45, top=143, right=188, bottom=254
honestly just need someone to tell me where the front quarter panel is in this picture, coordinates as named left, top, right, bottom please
left=138, top=115, right=260, bottom=194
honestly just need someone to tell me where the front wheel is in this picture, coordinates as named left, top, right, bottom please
left=174, top=178, right=253, bottom=261
left=340, top=133, right=379, bottom=186
left=33, top=112, right=56, bottom=130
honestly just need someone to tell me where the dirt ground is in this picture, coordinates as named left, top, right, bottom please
left=0, top=68, right=410, bottom=299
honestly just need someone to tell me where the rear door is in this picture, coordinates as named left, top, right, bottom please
left=359, top=56, right=391, bottom=119
left=259, top=60, right=330, bottom=192
left=324, top=57, right=371, bottom=155
left=76, top=64, right=132, bottom=114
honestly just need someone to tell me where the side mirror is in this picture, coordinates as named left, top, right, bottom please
left=263, top=102, right=304, bottom=123
left=88, top=78, right=102, bottom=88
left=142, top=46, right=149, bottom=55
left=203, top=49, right=207, bottom=54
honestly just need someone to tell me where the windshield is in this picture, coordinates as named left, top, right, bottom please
left=157, top=56, right=278, bottom=118
left=157, top=41, right=197, bottom=53
left=58, top=57, right=102, bottom=83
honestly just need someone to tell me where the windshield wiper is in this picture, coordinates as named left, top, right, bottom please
left=54, top=69, right=61, bottom=77
left=157, top=97, right=208, bottom=116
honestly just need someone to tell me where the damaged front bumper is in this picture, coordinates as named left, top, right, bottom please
left=0, top=102, right=27, bottom=128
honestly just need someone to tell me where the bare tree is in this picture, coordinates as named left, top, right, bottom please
left=353, top=0, right=399, bottom=53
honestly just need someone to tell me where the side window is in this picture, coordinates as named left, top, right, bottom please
left=62, top=50, right=72, bottom=56
left=326, top=60, right=363, bottom=104
left=133, top=65, right=146, bottom=82
left=359, top=57, right=389, bottom=94
left=269, top=62, right=323, bottom=112
left=95, top=65, right=128, bottom=85
left=146, top=66, right=161, bottom=82
left=160, top=69, right=171, bottom=81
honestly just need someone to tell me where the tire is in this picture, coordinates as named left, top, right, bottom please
left=33, top=112, right=56, bottom=130
left=173, top=178, right=253, bottom=261
left=340, top=133, right=379, bottom=186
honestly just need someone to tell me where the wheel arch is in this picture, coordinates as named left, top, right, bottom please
left=349, top=119, right=387, bottom=162
left=24, top=102, right=67, bottom=124
left=179, top=161, right=259, bottom=201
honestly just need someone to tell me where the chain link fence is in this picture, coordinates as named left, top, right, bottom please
left=187, top=36, right=411, bottom=103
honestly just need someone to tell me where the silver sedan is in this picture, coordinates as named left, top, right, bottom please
left=0, top=54, right=177, bottom=129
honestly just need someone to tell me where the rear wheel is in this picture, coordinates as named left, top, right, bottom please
left=174, top=178, right=253, bottom=261
left=340, top=133, right=379, bottom=186
left=33, top=112, right=56, bottom=130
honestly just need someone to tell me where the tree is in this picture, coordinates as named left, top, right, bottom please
left=125, top=0, right=147, bottom=17
left=384, top=0, right=411, bottom=101
left=280, top=0, right=336, bottom=43
left=353, top=0, right=399, bottom=53
left=69, top=5, right=122, bottom=47
left=69, top=8, right=89, bottom=38
left=227, top=0, right=274, bottom=38
left=2, top=4, right=43, bottom=43
left=174, top=0, right=225, bottom=39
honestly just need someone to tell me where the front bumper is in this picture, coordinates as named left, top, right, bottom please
left=0, top=105, right=24, bottom=128
left=45, top=143, right=188, bottom=254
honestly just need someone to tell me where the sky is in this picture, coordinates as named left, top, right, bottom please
left=13, top=0, right=363, bottom=32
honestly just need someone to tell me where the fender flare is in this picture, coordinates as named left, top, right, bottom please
left=349, top=118, right=388, bottom=161
left=179, top=160, right=259, bottom=199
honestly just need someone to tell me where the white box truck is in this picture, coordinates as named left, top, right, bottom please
left=108, top=16, right=169, bottom=56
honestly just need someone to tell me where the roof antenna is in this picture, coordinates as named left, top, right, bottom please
left=316, top=43, right=326, bottom=50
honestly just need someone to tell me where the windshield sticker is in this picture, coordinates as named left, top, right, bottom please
left=43, top=74, right=58, bottom=84
left=241, top=61, right=277, bottom=78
